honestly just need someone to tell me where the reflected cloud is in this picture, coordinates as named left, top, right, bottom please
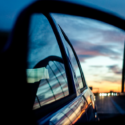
left=107, top=65, right=122, bottom=75
left=52, top=13, right=125, bottom=62
left=101, top=30, right=125, bottom=43
left=78, top=55, right=93, bottom=62
left=72, top=40, right=121, bottom=62
left=90, top=65, right=103, bottom=68
left=94, top=81, right=102, bottom=84
left=102, top=76, right=120, bottom=83
left=52, top=13, right=124, bottom=93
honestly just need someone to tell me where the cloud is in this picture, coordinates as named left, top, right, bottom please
left=78, top=55, right=94, bottom=62
left=52, top=13, right=124, bottom=93
left=71, top=40, right=121, bottom=62
left=93, top=74, right=99, bottom=76
left=107, top=65, right=122, bottom=75
left=109, top=55, right=122, bottom=60
left=94, top=81, right=102, bottom=84
left=90, top=65, right=103, bottom=68
left=52, top=13, right=125, bottom=42
left=102, top=76, right=120, bottom=83
left=100, top=30, right=125, bottom=44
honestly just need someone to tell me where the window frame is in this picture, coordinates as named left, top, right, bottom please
left=58, top=25, right=88, bottom=92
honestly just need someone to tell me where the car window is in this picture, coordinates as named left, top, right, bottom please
left=27, top=14, right=69, bottom=110
left=65, top=41, right=84, bottom=89
left=56, top=25, right=84, bottom=90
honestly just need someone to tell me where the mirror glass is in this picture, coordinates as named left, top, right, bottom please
left=51, top=13, right=125, bottom=119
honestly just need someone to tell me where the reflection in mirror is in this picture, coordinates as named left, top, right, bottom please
left=27, top=14, right=69, bottom=110
left=50, top=96, right=87, bottom=124
left=51, top=13, right=125, bottom=119
left=65, top=39, right=84, bottom=90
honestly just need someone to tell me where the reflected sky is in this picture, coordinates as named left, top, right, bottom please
left=28, top=14, right=62, bottom=68
left=52, top=13, right=125, bottom=93
left=28, top=14, right=69, bottom=108
left=0, top=0, right=124, bottom=93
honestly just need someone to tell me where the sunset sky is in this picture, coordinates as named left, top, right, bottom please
left=0, top=0, right=125, bottom=93
left=52, top=13, right=125, bottom=93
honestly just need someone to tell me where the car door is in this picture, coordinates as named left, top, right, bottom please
left=27, top=13, right=90, bottom=125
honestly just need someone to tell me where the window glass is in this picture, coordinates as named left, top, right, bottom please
left=65, top=42, right=84, bottom=89
left=56, top=25, right=84, bottom=90
left=27, top=14, right=69, bottom=110
left=54, top=23, right=84, bottom=90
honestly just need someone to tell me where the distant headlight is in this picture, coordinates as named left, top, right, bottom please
left=99, top=93, right=108, bottom=96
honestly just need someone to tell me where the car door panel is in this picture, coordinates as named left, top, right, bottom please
left=37, top=95, right=88, bottom=125
left=82, top=88, right=95, bottom=121
left=49, top=95, right=88, bottom=125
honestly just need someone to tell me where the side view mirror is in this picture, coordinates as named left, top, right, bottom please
left=89, top=86, right=93, bottom=90
left=2, top=1, right=124, bottom=125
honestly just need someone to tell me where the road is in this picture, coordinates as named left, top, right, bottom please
left=95, top=95, right=125, bottom=120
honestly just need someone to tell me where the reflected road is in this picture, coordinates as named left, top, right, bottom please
left=95, top=95, right=125, bottom=120
left=96, top=96, right=119, bottom=114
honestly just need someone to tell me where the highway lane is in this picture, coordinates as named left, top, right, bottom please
left=95, top=96, right=119, bottom=114
left=95, top=95, right=122, bottom=120
left=111, top=96, right=125, bottom=114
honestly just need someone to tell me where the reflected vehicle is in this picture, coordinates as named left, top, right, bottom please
left=26, top=13, right=96, bottom=124
left=0, top=0, right=125, bottom=125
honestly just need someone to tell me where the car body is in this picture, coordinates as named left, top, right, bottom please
left=26, top=9, right=97, bottom=125
left=0, top=0, right=124, bottom=125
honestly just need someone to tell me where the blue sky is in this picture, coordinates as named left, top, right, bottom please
left=0, top=0, right=125, bottom=92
